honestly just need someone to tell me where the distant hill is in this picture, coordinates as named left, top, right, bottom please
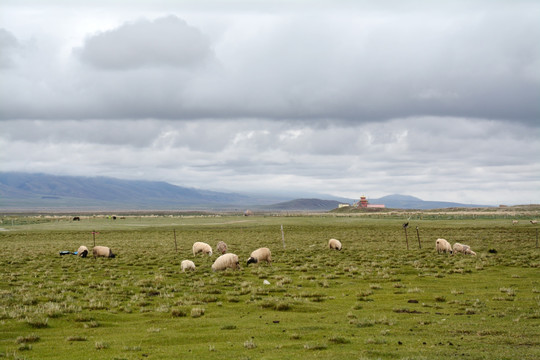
left=0, top=172, right=491, bottom=211
left=370, top=194, right=489, bottom=209
left=0, top=172, right=250, bottom=210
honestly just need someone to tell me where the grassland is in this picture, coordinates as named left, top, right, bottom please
left=1, top=213, right=539, bottom=359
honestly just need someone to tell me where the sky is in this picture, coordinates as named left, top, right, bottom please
left=1, top=0, right=539, bottom=205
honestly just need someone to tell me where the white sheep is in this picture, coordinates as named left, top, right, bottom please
left=77, top=245, right=89, bottom=258
left=435, top=238, right=452, bottom=254
left=531, top=220, right=538, bottom=225
left=328, top=238, right=342, bottom=251
left=216, top=241, right=228, bottom=254
left=247, top=247, right=272, bottom=266
left=92, top=246, right=115, bottom=258
left=192, top=242, right=213, bottom=256
left=512, top=220, right=518, bottom=225
left=211, top=253, right=240, bottom=271
left=181, top=260, right=196, bottom=272
left=453, top=243, right=477, bottom=256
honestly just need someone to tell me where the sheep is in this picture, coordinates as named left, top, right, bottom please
left=77, top=245, right=89, bottom=258
left=452, top=242, right=471, bottom=254
left=531, top=220, right=538, bottom=225
left=192, top=242, right=213, bottom=256
left=328, top=238, right=342, bottom=251
left=453, top=242, right=477, bottom=256
left=211, top=253, right=239, bottom=271
left=247, top=247, right=272, bottom=266
left=216, top=241, right=228, bottom=254
left=435, top=238, right=452, bottom=254
left=92, top=246, right=115, bottom=258
left=181, top=260, right=196, bottom=272
left=512, top=220, right=518, bottom=225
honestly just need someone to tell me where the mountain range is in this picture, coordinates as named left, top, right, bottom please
left=0, top=172, right=489, bottom=211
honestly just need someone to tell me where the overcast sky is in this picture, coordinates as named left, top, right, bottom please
left=1, top=0, right=539, bottom=205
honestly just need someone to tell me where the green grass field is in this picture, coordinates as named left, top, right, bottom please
left=1, top=214, right=539, bottom=359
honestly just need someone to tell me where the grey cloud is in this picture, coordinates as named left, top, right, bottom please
left=75, top=15, right=213, bottom=69
left=1, top=6, right=539, bottom=124
left=0, top=28, right=19, bottom=67
left=0, top=117, right=538, bottom=204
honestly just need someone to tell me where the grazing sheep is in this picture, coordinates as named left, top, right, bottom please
left=512, top=220, right=518, bottom=225
left=247, top=247, right=272, bottom=266
left=92, top=246, right=115, bottom=258
left=452, top=242, right=474, bottom=255
left=77, top=245, right=89, bottom=258
left=328, top=238, right=342, bottom=251
left=73, top=216, right=80, bottom=221
left=435, top=238, right=452, bottom=254
left=192, top=242, right=213, bottom=256
left=216, top=241, right=228, bottom=254
left=211, top=253, right=240, bottom=271
left=531, top=220, right=538, bottom=225
left=181, top=260, right=196, bottom=272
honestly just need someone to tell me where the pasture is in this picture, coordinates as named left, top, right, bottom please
left=0, top=213, right=539, bottom=359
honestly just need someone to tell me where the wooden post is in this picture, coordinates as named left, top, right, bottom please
left=404, top=227, right=409, bottom=250
left=416, top=226, right=421, bottom=249
left=174, top=229, right=178, bottom=253
left=281, top=225, right=285, bottom=249
left=536, top=228, right=538, bottom=248
left=92, top=230, right=96, bottom=247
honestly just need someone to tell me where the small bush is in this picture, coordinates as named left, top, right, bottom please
left=329, top=336, right=350, bottom=344
left=18, top=343, right=32, bottom=351
left=171, top=308, right=187, bottom=317
left=66, top=336, right=87, bottom=342
left=95, top=341, right=109, bottom=350
left=191, top=308, right=205, bottom=318
left=244, top=339, right=257, bottom=349
left=84, top=321, right=100, bottom=328
left=221, top=325, right=237, bottom=330
left=25, top=316, right=48, bottom=328
left=304, top=343, right=327, bottom=350
left=15, top=334, right=40, bottom=344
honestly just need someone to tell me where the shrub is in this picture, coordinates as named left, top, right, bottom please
left=191, top=308, right=205, bottom=318
left=15, top=334, right=40, bottom=344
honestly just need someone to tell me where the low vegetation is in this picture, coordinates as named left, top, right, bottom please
left=0, top=212, right=539, bottom=359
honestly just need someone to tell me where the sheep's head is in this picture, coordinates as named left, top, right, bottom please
left=110, top=253, right=116, bottom=258
left=247, top=257, right=258, bottom=266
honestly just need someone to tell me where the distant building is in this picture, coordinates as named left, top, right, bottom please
left=355, top=195, right=385, bottom=209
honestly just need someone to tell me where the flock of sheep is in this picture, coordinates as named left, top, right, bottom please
left=74, top=235, right=474, bottom=270
left=435, top=238, right=476, bottom=256
left=181, top=241, right=273, bottom=272
left=75, top=245, right=115, bottom=258
left=513, top=220, right=538, bottom=225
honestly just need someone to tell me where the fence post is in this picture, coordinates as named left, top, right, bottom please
left=281, top=225, right=285, bottom=249
left=174, top=229, right=178, bottom=253
left=416, top=226, right=421, bottom=249
left=404, top=227, right=409, bottom=250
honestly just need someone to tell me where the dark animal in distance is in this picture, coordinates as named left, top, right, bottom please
left=73, top=216, right=80, bottom=221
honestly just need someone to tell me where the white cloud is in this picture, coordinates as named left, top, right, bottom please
left=75, top=15, right=213, bottom=70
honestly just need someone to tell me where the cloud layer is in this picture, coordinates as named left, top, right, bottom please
left=1, top=3, right=539, bottom=123
left=0, top=1, right=539, bottom=205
